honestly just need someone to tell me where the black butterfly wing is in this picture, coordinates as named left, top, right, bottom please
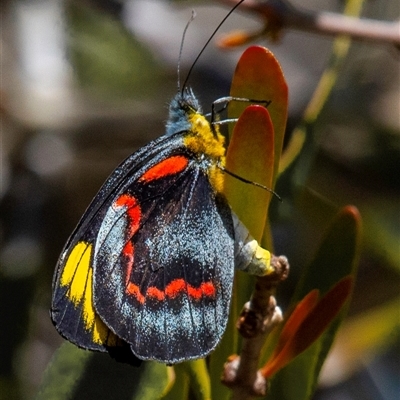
left=93, top=155, right=235, bottom=364
left=51, top=132, right=235, bottom=364
left=51, top=133, right=185, bottom=353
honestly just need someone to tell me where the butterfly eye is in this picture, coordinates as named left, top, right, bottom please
left=180, top=101, right=195, bottom=113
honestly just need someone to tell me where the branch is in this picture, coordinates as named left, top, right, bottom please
left=218, top=0, right=400, bottom=47
left=221, top=255, right=289, bottom=399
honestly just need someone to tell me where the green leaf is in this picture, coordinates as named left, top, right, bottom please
left=266, top=206, right=362, bottom=400
left=161, top=365, right=188, bottom=400
left=164, top=359, right=211, bottom=400
left=293, top=206, right=361, bottom=299
left=36, top=343, right=92, bottom=400
left=130, top=363, right=173, bottom=400
left=182, top=360, right=211, bottom=400
left=224, top=105, right=275, bottom=241
left=36, top=343, right=171, bottom=400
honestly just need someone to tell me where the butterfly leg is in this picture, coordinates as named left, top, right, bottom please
left=210, top=96, right=271, bottom=132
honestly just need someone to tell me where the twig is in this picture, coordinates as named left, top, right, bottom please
left=221, top=255, right=289, bottom=399
left=218, top=0, right=400, bottom=47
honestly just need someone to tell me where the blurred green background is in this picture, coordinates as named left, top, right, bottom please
left=0, top=0, right=399, bottom=399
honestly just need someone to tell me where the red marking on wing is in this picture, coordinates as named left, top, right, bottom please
left=146, top=286, right=165, bottom=301
left=200, top=281, right=216, bottom=297
left=165, top=278, right=186, bottom=298
left=139, top=156, right=189, bottom=183
left=114, top=194, right=141, bottom=237
left=126, top=279, right=216, bottom=303
left=123, top=241, right=134, bottom=287
left=114, top=194, right=141, bottom=285
left=115, top=193, right=136, bottom=208
left=127, top=282, right=145, bottom=304
left=187, top=282, right=216, bottom=299
left=187, top=285, right=203, bottom=300
left=123, top=241, right=134, bottom=257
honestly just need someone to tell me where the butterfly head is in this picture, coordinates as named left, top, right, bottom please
left=166, top=87, right=202, bottom=136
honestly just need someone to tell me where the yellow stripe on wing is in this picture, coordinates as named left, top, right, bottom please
left=61, top=241, right=116, bottom=346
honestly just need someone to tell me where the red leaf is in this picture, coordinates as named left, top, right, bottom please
left=224, top=105, right=274, bottom=240
left=261, top=276, right=353, bottom=378
left=229, top=46, right=288, bottom=186
left=272, top=290, right=320, bottom=358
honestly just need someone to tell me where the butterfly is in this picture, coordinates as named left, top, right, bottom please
left=51, top=0, right=276, bottom=365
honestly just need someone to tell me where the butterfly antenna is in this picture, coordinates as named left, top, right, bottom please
left=220, top=165, right=282, bottom=202
left=178, top=10, right=197, bottom=92
left=181, top=0, right=245, bottom=93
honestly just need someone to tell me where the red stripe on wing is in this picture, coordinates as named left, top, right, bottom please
left=139, top=156, right=189, bottom=183
left=114, top=194, right=141, bottom=287
left=126, top=279, right=216, bottom=302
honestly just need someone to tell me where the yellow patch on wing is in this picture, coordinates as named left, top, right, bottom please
left=61, top=241, right=117, bottom=346
left=184, top=112, right=226, bottom=193
left=60, top=242, right=92, bottom=303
